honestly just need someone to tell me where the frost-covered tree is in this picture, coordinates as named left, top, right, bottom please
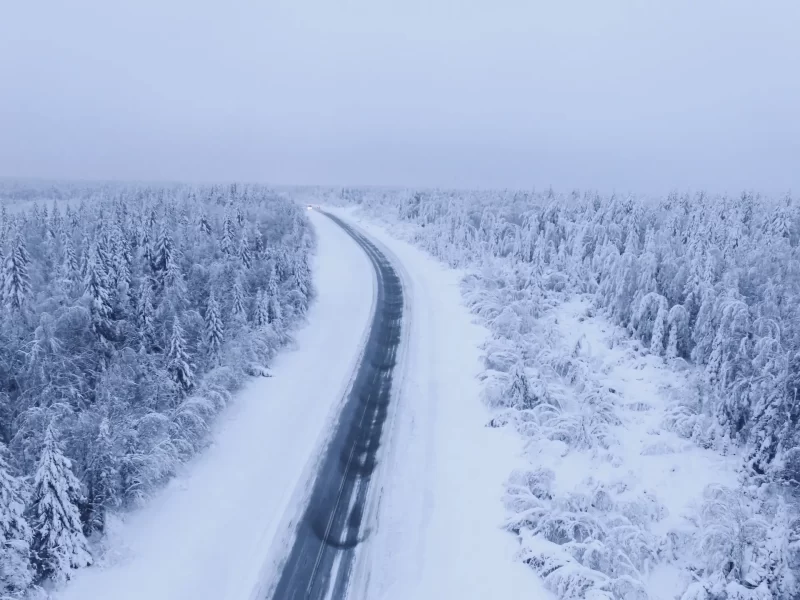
left=2, top=233, right=31, bottom=313
left=666, top=304, right=690, bottom=359
left=167, top=317, right=194, bottom=394
left=198, top=212, right=212, bottom=235
left=204, top=291, right=224, bottom=360
left=0, top=444, right=33, bottom=596
left=254, top=289, right=270, bottom=329
left=220, top=211, right=235, bottom=255
left=84, top=246, right=114, bottom=341
left=27, top=426, right=92, bottom=584
left=506, top=362, right=535, bottom=410
left=230, top=277, right=247, bottom=322
left=238, top=234, right=252, bottom=269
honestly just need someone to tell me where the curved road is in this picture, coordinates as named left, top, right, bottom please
left=269, top=211, right=403, bottom=600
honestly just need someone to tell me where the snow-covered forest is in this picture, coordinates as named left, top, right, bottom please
left=0, top=182, right=313, bottom=596
left=317, top=188, right=800, bottom=600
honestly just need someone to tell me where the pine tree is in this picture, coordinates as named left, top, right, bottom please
left=650, top=303, right=669, bottom=356
left=220, top=211, right=235, bottom=255
left=204, top=291, right=224, bottom=360
left=2, top=233, right=31, bottom=313
left=231, top=278, right=247, bottom=322
left=153, top=223, right=173, bottom=281
left=238, top=235, right=252, bottom=269
left=198, top=212, right=212, bottom=235
left=167, top=317, right=194, bottom=394
left=507, top=362, right=535, bottom=409
left=0, top=444, right=33, bottom=595
left=254, top=290, right=270, bottom=329
left=84, top=247, right=114, bottom=341
left=27, top=426, right=92, bottom=584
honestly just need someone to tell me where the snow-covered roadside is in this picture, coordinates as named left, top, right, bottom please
left=54, top=211, right=375, bottom=600
left=324, top=207, right=551, bottom=600
left=537, top=297, right=739, bottom=597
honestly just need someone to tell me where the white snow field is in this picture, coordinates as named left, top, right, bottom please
left=55, top=211, right=375, bottom=600
left=54, top=208, right=547, bottom=600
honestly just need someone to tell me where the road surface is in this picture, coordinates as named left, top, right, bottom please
left=269, top=211, right=403, bottom=600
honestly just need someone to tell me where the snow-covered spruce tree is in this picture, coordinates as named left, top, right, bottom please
left=27, top=426, right=92, bottom=585
left=506, top=362, right=535, bottom=410
left=167, top=317, right=194, bottom=395
left=238, top=234, right=252, bottom=269
left=0, top=444, right=33, bottom=596
left=220, top=210, right=235, bottom=255
left=2, top=232, right=31, bottom=313
left=84, top=245, right=115, bottom=342
left=230, top=277, right=247, bottom=322
left=198, top=211, right=212, bottom=235
left=204, top=291, right=224, bottom=362
left=254, top=289, right=270, bottom=329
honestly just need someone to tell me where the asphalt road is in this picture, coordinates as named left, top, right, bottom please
left=269, top=211, right=403, bottom=600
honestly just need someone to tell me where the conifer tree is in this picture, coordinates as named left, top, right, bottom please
left=198, top=212, right=212, bottom=235
left=220, top=211, right=235, bottom=255
left=254, top=290, right=270, bottom=329
left=153, top=223, right=173, bottom=282
left=231, top=278, right=247, bottom=322
left=2, top=233, right=31, bottom=313
left=507, top=362, right=535, bottom=410
left=204, top=291, right=224, bottom=360
left=0, top=444, right=33, bottom=595
left=167, top=317, right=194, bottom=394
left=84, top=247, right=114, bottom=341
left=27, top=426, right=92, bottom=584
left=239, top=235, right=252, bottom=269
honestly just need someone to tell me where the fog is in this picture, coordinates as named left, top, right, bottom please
left=1, top=0, right=798, bottom=195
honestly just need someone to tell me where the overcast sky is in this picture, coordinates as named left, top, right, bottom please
left=1, top=1, right=798, bottom=195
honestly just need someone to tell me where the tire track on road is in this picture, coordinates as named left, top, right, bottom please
left=268, top=211, right=403, bottom=600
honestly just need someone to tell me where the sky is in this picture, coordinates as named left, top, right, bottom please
left=1, top=0, right=798, bottom=195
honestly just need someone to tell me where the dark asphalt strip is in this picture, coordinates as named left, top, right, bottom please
left=268, top=212, right=403, bottom=600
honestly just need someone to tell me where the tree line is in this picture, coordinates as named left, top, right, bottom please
left=0, top=182, right=313, bottom=595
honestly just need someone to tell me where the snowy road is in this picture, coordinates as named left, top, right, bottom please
left=268, top=212, right=403, bottom=599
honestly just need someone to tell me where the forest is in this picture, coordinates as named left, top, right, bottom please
left=319, top=186, right=800, bottom=600
left=0, top=182, right=313, bottom=597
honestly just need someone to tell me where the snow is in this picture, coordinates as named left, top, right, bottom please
left=542, top=297, right=740, bottom=598
left=324, top=208, right=550, bottom=600
left=54, top=211, right=375, bottom=600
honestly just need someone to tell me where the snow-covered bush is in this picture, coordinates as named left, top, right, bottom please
left=0, top=181, right=313, bottom=590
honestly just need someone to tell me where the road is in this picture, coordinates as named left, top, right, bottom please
left=269, top=211, right=403, bottom=600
